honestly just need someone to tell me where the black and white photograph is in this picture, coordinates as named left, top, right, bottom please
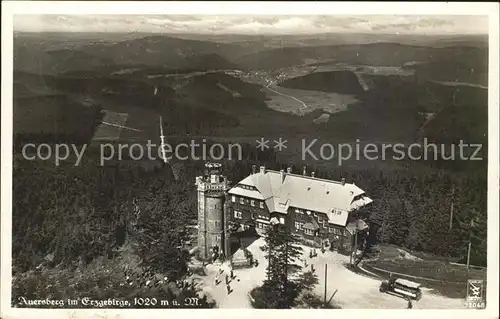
left=1, top=1, right=499, bottom=316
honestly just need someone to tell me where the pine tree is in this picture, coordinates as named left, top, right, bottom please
left=260, top=222, right=303, bottom=308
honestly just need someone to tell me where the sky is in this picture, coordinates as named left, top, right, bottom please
left=14, top=15, right=489, bottom=35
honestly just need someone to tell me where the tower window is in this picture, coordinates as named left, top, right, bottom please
left=251, top=200, right=255, bottom=207
left=234, top=211, right=242, bottom=219
left=232, top=196, right=236, bottom=203
left=240, top=198, right=245, bottom=204
left=279, top=217, right=285, bottom=224
left=260, top=202, right=264, bottom=209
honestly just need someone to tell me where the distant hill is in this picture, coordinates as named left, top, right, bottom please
left=14, top=34, right=246, bottom=74
left=14, top=46, right=115, bottom=75
left=234, top=42, right=487, bottom=85
left=78, top=35, right=244, bottom=68
left=409, top=56, right=488, bottom=86
left=278, top=70, right=364, bottom=95
left=181, top=53, right=240, bottom=70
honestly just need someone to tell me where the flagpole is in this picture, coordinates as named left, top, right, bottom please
left=466, top=241, right=472, bottom=272
left=324, top=263, right=327, bottom=306
left=466, top=218, right=474, bottom=272
left=449, top=186, right=455, bottom=231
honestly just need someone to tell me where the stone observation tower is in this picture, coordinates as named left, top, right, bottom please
left=195, top=163, right=231, bottom=261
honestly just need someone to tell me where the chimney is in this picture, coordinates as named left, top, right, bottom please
left=259, top=166, right=266, bottom=174
left=252, top=165, right=257, bottom=174
left=302, top=165, right=307, bottom=176
left=280, top=169, right=285, bottom=183
left=311, top=172, right=315, bottom=178
left=287, top=166, right=292, bottom=174
left=341, top=177, right=346, bottom=185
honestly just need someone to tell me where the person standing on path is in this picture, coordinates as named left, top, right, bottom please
left=407, top=298, right=413, bottom=309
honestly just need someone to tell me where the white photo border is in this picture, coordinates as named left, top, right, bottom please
left=1, top=2, right=499, bottom=319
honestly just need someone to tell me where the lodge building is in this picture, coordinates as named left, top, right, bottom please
left=196, top=163, right=373, bottom=261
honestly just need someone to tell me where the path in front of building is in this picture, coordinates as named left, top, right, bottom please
left=191, top=237, right=465, bottom=309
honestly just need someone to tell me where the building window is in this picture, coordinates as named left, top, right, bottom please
left=306, top=210, right=311, bottom=215
left=295, top=222, right=301, bottom=229
left=322, top=220, right=327, bottom=228
left=214, top=220, right=220, bottom=228
left=251, top=200, right=255, bottom=207
left=260, top=202, right=264, bottom=209
left=240, top=198, right=245, bottom=204
left=232, top=196, right=236, bottom=203
left=334, top=228, right=341, bottom=235
left=234, top=211, right=242, bottom=219
left=329, top=227, right=334, bottom=233
left=251, top=212, right=256, bottom=220
left=279, top=217, right=285, bottom=224
left=304, top=228, right=314, bottom=235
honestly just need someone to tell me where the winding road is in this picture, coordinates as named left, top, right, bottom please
left=264, top=82, right=309, bottom=109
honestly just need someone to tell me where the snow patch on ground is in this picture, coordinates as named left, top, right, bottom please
left=396, top=248, right=423, bottom=261
left=190, top=237, right=464, bottom=309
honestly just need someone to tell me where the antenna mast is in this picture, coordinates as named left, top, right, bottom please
left=159, top=116, right=168, bottom=164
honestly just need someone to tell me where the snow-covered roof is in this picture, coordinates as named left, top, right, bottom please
left=228, top=168, right=372, bottom=226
